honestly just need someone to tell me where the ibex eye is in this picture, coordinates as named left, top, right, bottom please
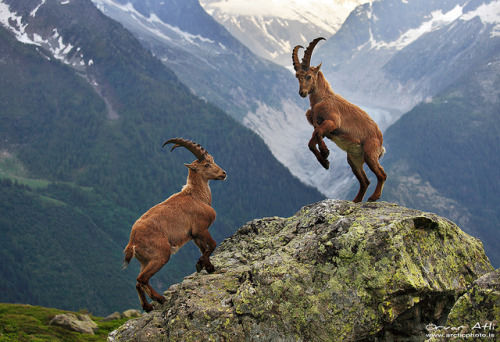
left=205, top=163, right=210, bottom=167
left=306, top=75, right=312, bottom=80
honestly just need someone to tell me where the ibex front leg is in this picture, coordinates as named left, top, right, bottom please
left=309, top=120, right=336, bottom=170
left=193, top=230, right=217, bottom=274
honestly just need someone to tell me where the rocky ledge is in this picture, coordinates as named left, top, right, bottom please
left=109, top=200, right=494, bottom=341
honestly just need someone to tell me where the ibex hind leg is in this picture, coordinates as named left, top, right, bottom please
left=347, top=153, right=370, bottom=203
left=136, top=250, right=170, bottom=312
left=135, top=281, right=153, bottom=312
left=193, top=239, right=207, bottom=272
left=364, top=143, right=387, bottom=202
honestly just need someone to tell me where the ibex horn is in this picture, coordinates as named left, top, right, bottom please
left=301, top=37, right=325, bottom=71
left=292, top=45, right=303, bottom=72
left=163, top=138, right=208, bottom=161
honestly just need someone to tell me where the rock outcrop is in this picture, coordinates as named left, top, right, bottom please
left=109, top=200, right=493, bottom=342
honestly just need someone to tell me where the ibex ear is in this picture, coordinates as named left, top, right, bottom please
left=315, top=62, right=322, bottom=72
left=184, top=163, right=197, bottom=171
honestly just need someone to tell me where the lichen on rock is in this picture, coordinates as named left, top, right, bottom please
left=109, top=200, right=493, bottom=342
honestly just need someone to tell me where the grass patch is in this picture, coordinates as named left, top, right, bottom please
left=0, top=152, right=51, bottom=189
left=0, top=303, right=131, bottom=342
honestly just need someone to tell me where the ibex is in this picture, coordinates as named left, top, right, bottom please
left=293, top=37, right=387, bottom=202
left=123, top=138, right=227, bottom=312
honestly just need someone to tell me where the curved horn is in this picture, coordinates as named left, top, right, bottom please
left=301, top=37, right=325, bottom=71
left=292, top=45, right=303, bottom=71
left=163, top=137, right=208, bottom=161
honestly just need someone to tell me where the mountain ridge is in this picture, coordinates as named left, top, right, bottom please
left=318, top=0, right=500, bottom=119
left=199, top=0, right=367, bottom=67
left=94, top=0, right=500, bottom=206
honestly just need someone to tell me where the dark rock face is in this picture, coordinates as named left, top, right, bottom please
left=109, top=200, right=493, bottom=341
left=426, top=269, right=500, bottom=341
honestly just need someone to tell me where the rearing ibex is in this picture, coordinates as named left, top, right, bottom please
left=293, top=37, right=387, bottom=202
left=123, top=138, right=226, bottom=312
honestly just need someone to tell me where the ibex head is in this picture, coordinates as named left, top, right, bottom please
left=292, top=37, right=325, bottom=98
left=163, top=138, right=227, bottom=180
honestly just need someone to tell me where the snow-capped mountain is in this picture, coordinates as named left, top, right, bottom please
left=90, top=0, right=362, bottom=198
left=316, top=0, right=500, bottom=123
left=0, top=0, right=91, bottom=69
left=91, top=0, right=299, bottom=121
left=293, top=0, right=500, bottom=198
left=199, top=0, right=367, bottom=67
left=90, top=0, right=500, bottom=202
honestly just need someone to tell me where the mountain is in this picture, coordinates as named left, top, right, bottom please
left=91, top=0, right=297, bottom=122
left=92, top=0, right=500, bottom=206
left=199, top=0, right=367, bottom=67
left=90, top=0, right=500, bottom=267
left=0, top=0, right=323, bottom=315
left=317, top=0, right=500, bottom=124
left=89, top=0, right=362, bottom=200
left=379, top=52, right=500, bottom=267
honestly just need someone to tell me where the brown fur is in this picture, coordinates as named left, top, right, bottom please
left=123, top=140, right=226, bottom=312
left=294, top=38, right=387, bottom=202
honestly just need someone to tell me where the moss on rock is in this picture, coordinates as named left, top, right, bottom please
left=109, top=200, right=493, bottom=342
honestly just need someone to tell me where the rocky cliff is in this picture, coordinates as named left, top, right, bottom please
left=108, top=200, right=494, bottom=341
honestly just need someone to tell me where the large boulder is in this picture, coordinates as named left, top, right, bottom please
left=49, top=313, right=98, bottom=335
left=108, top=200, right=493, bottom=341
left=121, top=309, right=141, bottom=318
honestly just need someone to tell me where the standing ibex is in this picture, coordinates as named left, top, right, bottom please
left=293, top=37, right=387, bottom=202
left=123, top=138, right=227, bottom=312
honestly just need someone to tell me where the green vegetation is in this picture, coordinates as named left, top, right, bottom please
left=0, top=180, right=138, bottom=315
left=0, top=5, right=323, bottom=316
left=0, top=303, right=131, bottom=342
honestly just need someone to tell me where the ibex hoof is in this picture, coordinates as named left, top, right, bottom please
left=142, top=303, right=154, bottom=313
left=196, top=261, right=215, bottom=273
left=156, top=295, right=166, bottom=304
left=319, top=159, right=330, bottom=170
